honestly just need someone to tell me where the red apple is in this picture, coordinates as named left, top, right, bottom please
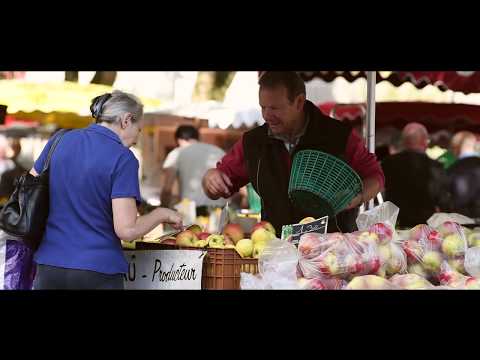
left=198, top=232, right=211, bottom=240
left=252, top=221, right=276, bottom=235
left=176, top=230, right=198, bottom=247
left=222, top=224, right=245, bottom=245
left=437, top=221, right=461, bottom=237
left=368, top=223, right=393, bottom=244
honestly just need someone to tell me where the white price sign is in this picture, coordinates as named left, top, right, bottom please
left=123, top=250, right=206, bottom=290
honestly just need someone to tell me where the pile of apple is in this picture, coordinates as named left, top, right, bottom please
left=401, top=221, right=469, bottom=281
left=297, top=221, right=407, bottom=284
left=167, top=221, right=277, bottom=259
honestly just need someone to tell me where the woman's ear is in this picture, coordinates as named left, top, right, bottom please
left=120, top=113, right=133, bottom=129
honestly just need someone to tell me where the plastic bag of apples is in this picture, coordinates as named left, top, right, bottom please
left=296, top=202, right=408, bottom=286
left=401, top=222, right=469, bottom=284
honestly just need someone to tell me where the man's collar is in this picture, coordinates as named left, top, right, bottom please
left=86, top=124, right=122, bottom=144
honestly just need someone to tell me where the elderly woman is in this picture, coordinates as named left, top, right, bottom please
left=32, top=91, right=182, bottom=289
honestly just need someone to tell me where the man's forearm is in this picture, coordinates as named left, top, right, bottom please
left=361, top=177, right=383, bottom=203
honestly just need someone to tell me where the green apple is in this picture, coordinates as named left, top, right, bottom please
left=447, top=258, right=465, bottom=274
left=235, top=239, right=254, bottom=258
left=252, top=241, right=266, bottom=258
left=442, top=234, right=465, bottom=258
left=187, top=224, right=203, bottom=236
left=251, top=228, right=275, bottom=246
left=422, top=251, right=443, bottom=273
left=192, top=239, right=209, bottom=248
left=378, top=244, right=392, bottom=263
left=408, top=263, right=428, bottom=278
left=207, top=234, right=225, bottom=249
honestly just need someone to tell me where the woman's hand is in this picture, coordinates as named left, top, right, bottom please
left=158, top=208, right=183, bottom=230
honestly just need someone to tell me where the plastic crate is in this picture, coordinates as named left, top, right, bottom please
left=289, top=150, right=363, bottom=218
left=203, top=247, right=258, bottom=290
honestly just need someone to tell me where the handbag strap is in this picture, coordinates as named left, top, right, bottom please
left=41, top=129, right=70, bottom=174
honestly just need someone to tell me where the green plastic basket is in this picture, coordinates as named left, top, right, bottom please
left=288, top=150, right=363, bottom=218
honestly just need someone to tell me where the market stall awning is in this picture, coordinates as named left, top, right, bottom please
left=299, top=71, right=480, bottom=94
left=318, top=101, right=480, bottom=133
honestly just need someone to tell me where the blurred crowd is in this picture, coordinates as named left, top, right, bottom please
left=376, top=123, right=480, bottom=227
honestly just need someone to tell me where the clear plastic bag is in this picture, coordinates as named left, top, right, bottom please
left=401, top=222, right=469, bottom=282
left=298, top=276, right=347, bottom=290
left=240, top=238, right=300, bottom=290
left=464, top=246, right=480, bottom=278
left=298, top=232, right=381, bottom=280
left=438, top=261, right=480, bottom=289
left=345, top=275, right=399, bottom=290
left=389, top=274, right=434, bottom=289
left=356, top=202, right=407, bottom=277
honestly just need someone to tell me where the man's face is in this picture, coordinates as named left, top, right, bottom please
left=259, top=86, right=304, bottom=136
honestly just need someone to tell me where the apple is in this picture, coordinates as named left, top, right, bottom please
left=378, top=244, right=393, bottom=263
left=251, top=228, right=275, bottom=246
left=192, top=239, right=209, bottom=248
left=390, top=274, right=433, bottom=289
left=299, top=217, right=316, bottom=225
left=198, top=232, right=211, bottom=240
left=321, top=252, right=339, bottom=276
left=187, top=224, right=203, bottom=236
left=298, top=233, right=324, bottom=258
left=441, top=234, right=465, bottom=258
left=224, top=235, right=235, bottom=246
left=437, top=221, right=461, bottom=237
left=160, top=237, right=177, bottom=246
left=252, top=221, right=276, bottom=235
left=176, top=230, right=198, bottom=247
left=356, top=231, right=380, bottom=247
left=467, top=232, right=480, bottom=248
left=369, top=223, right=393, bottom=244
left=222, top=223, right=245, bottom=245
left=235, top=239, right=254, bottom=258
left=403, top=240, right=424, bottom=263
left=426, top=230, right=443, bottom=251
left=297, top=277, right=310, bottom=289
left=386, top=256, right=406, bottom=276
left=346, top=275, right=394, bottom=290
left=438, top=265, right=466, bottom=287
left=207, top=234, right=225, bottom=249
left=408, top=263, right=428, bottom=278
left=465, top=277, right=480, bottom=289
left=422, top=251, right=443, bottom=274
left=409, top=224, right=431, bottom=242
left=252, top=241, right=266, bottom=259
left=448, top=257, right=466, bottom=274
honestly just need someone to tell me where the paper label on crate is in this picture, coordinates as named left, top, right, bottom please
left=281, top=216, right=328, bottom=246
left=123, top=250, right=206, bottom=290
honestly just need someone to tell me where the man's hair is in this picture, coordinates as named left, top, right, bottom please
left=258, top=71, right=306, bottom=102
left=451, top=130, right=477, bottom=156
left=401, top=122, right=429, bottom=150
left=175, top=125, right=199, bottom=141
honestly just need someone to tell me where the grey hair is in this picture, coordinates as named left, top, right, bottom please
left=97, top=90, right=144, bottom=124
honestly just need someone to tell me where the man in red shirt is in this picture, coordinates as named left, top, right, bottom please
left=202, top=72, right=384, bottom=234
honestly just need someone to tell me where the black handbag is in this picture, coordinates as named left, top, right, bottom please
left=0, top=129, right=69, bottom=250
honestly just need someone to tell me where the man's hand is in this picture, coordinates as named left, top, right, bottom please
left=202, top=168, right=233, bottom=200
left=345, top=193, right=364, bottom=210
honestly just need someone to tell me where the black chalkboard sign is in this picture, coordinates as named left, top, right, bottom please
left=281, top=216, right=329, bottom=245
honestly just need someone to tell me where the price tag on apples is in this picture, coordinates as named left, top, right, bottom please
left=123, top=250, right=206, bottom=290
left=282, top=216, right=328, bottom=246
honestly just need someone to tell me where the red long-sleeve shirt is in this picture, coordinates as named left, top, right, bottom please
left=217, top=128, right=385, bottom=193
